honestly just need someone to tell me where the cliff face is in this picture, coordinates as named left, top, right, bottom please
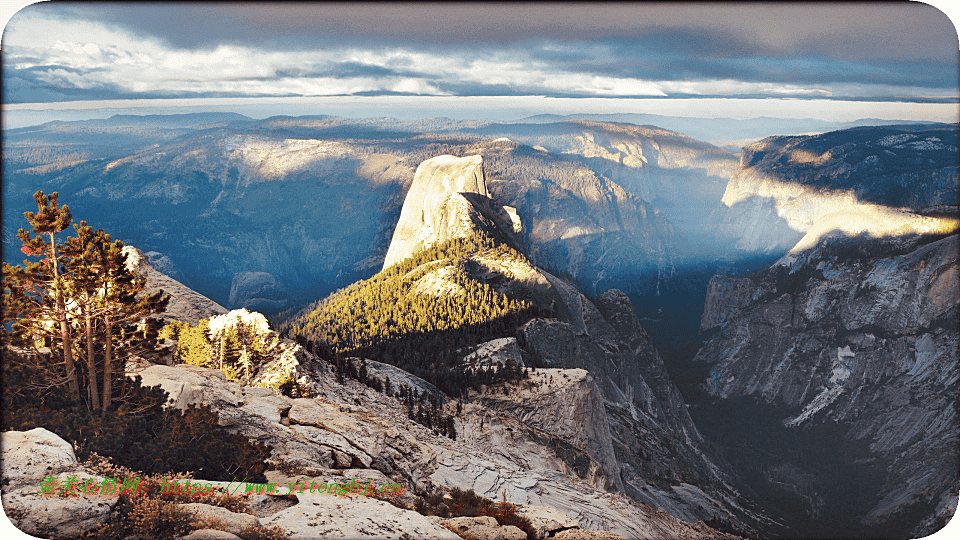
left=699, top=276, right=758, bottom=332
left=716, top=124, right=959, bottom=253
left=694, top=232, right=959, bottom=537
left=383, top=154, right=521, bottom=269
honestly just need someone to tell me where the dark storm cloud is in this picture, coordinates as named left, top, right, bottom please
left=41, top=3, right=956, bottom=61
left=6, top=2, right=957, bottom=103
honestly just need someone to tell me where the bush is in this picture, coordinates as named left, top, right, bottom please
left=416, top=487, right=536, bottom=539
left=78, top=466, right=289, bottom=540
left=3, top=347, right=270, bottom=483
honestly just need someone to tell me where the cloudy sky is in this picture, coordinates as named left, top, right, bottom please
left=2, top=2, right=958, bottom=122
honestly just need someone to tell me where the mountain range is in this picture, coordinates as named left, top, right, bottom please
left=2, top=112, right=956, bottom=539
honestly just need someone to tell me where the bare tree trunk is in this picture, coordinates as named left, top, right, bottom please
left=51, top=231, right=80, bottom=401
left=242, top=346, right=251, bottom=385
left=102, top=320, right=113, bottom=412
left=84, top=307, right=100, bottom=411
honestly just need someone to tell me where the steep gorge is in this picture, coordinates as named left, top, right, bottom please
left=683, top=124, right=959, bottom=538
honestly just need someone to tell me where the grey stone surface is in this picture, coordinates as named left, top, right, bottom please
left=696, top=233, right=959, bottom=532
left=178, top=503, right=261, bottom=536
left=259, top=492, right=461, bottom=540
left=1, top=429, right=119, bottom=539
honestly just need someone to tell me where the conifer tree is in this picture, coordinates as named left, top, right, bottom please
left=3, top=192, right=168, bottom=412
left=8, top=191, right=80, bottom=399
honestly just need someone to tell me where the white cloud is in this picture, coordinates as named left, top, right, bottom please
left=4, top=14, right=953, bottom=103
left=656, top=79, right=833, bottom=97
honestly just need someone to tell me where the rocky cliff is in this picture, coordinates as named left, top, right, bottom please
left=692, top=230, right=959, bottom=537
left=383, top=154, right=521, bottom=269
left=715, top=124, right=959, bottom=253
left=122, top=245, right=227, bottom=324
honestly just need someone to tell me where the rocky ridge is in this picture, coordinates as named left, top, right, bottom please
left=715, top=124, right=959, bottom=253
left=122, top=245, right=227, bottom=324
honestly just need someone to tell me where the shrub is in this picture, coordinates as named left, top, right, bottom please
left=3, top=347, right=270, bottom=483
left=416, top=487, right=536, bottom=539
left=79, top=468, right=289, bottom=540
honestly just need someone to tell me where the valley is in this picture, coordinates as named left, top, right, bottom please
left=2, top=112, right=957, bottom=539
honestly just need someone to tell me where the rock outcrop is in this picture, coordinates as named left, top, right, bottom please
left=383, top=154, right=521, bottom=269
left=115, top=355, right=739, bottom=539
left=693, top=232, right=959, bottom=537
left=1, top=428, right=120, bottom=539
left=123, top=245, right=227, bottom=324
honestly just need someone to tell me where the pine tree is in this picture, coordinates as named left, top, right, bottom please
left=7, top=191, right=81, bottom=400
left=3, top=192, right=169, bottom=412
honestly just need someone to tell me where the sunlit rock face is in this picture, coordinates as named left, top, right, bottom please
left=716, top=124, right=959, bottom=253
left=694, top=232, right=959, bottom=537
left=383, top=154, right=510, bottom=269
left=375, top=153, right=766, bottom=531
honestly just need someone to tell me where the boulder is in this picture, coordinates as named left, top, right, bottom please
left=1, top=428, right=119, bottom=539
left=515, top=505, right=580, bottom=539
left=438, top=516, right=526, bottom=540
left=1, top=428, right=78, bottom=482
left=177, top=529, right=243, bottom=540
left=134, top=364, right=241, bottom=419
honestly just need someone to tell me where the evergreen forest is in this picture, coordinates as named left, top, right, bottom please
left=279, top=231, right=545, bottom=398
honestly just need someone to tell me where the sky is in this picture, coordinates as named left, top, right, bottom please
left=1, top=2, right=958, bottom=126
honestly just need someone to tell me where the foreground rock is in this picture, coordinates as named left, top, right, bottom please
left=1, top=428, right=119, bottom=539
left=116, top=355, right=741, bottom=539
left=435, top=515, right=525, bottom=540
left=260, top=487, right=461, bottom=540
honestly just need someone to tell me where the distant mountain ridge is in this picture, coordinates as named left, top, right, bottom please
left=3, top=114, right=737, bottom=311
left=518, top=112, right=949, bottom=149
left=714, top=123, right=959, bottom=253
